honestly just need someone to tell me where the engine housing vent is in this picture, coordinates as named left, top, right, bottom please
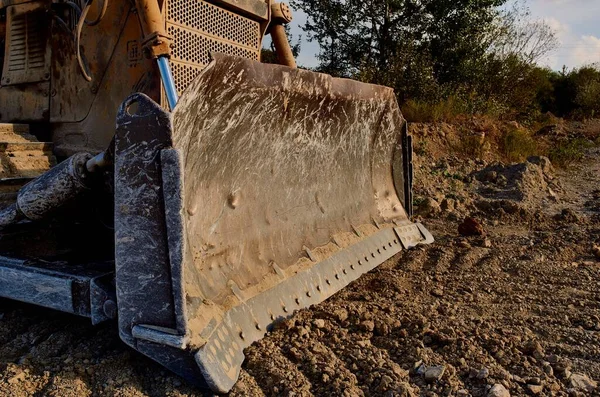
left=166, top=0, right=262, bottom=94
left=2, top=2, right=51, bottom=86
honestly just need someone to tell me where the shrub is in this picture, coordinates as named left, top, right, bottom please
left=501, top=128, right=538, bottom=162
left=548, top=138, right=594, bottom=167
left=401, top=96, right=467, bottom=123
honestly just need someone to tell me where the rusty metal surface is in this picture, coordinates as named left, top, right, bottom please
left=134, top=0, right=172, bottom=58
left=166, top=0, right=263, bottom=94
left=211, top=0, right=269, bottom=21
left=50, top=9, right=161, bottom=155
left=172, top=54, right=409, bottom=333
left=1, top=2, right=51, bottom=86
left=0, top=82, right=50, bottom=122
left=270, top=24, right=296, bottom=68
left=0, top=0, right=268, bottom=155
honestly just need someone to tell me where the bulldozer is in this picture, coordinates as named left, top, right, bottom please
left=0, top=0, right=433, bottom=392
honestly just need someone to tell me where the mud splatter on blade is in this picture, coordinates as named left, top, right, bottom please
left=113, top=54, right=433, bottom=393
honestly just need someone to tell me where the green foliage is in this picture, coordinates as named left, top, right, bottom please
left=548, top=138, right=594, bottom=167
left=537, top=65, right=600, bottom=119
left=290, top=0, right=506, bottom=101
left=501, top=128, right=538, bottom=162
left=401, top=97, right=465, bottom=123
left=414, top=139, right=428, bottom=156
left=289, top=0, right=597, bottom=122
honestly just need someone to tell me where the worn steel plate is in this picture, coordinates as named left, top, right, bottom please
left=114, top=56, right=432, bottom=393
left=194, top=223, right=432, bottom=391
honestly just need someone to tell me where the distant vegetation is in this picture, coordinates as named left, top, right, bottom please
left=286, top=0, right=600, bottom=122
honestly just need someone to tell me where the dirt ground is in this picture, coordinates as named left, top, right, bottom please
left=1, top=122, right=599, bottom=397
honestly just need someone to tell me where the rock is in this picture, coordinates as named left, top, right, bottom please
left=458, top=239, right=472, bottom=248
left=523, top=340, right=544, bottom=358
left=8, top=371, right=26, bottom=384
left=431, top=288, right=444, bottom=297
left=458, top=217, right=485, bottom=237
left=527, top=156, right=554, bottom=175
left=414, top=362, right=426, bottom=376
left=527, top=377, right=542, bottom=386
left=543, top=362, right=554, bottom=376
left=554, top=208, right=579, bottom=223
left=295, top=326, right=309, bottom=338
left=593, top=245, right=600, bottom=259
left=441, top=198, right=456, bottom=212
left=548, top=187, right=558, bottom=201
left=396, top=383, right=417, bottom=397
left=173, top=378, right=182, bottom=387
left=313, top=319, right=326, bottom=329
left=477, top=367, right=490, bottom=379
left=547, top=354, right=560, bottom=363
left=457, top=389, right=469, bottom=397
left=569, top=373, right=597, bottom=393
left=424, top=365, right=446, bottom=383
left=549, top=382, right=561, bottom=392
left=374, top=320, right=391, bottom=336
left=377, top=375, right=394, bottom=391
left=333, top=309, right=348, bottom=322
left=527, top=384, right=544, bottom=395
left=417, top=198, right=441, bottom=217
left=481, top=238, right=492, bottom=248
left=487, top=384, right=510, bottom=397
left=360, top=320, right=375, bottom=332
left=513, top=375, right=525, bottom=384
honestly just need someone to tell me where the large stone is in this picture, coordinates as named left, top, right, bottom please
left=526, top=384, right=544, bottom=395
left=569, top=373, right=597, bottom=393
left=458, top=217, right=485, bottom=236
left=527, top=156, right=554, bottom=175
left=424, top=365, right=446, bottom=383
left=593, top=245, right=600, bottom=259
left=487, top=384, right=510, bottom=397
left=417, top=198, right=441, bottom=217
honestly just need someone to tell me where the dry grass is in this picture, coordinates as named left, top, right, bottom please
left=501, top=128, right=539, bottom=162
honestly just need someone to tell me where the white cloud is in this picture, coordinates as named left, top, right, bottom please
left=571, top=35, right=600, bottom=67
left=538, top=18, right=600, bottom=69
left=530, top=0, right=600, bottom=68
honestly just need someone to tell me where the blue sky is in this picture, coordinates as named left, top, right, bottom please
left=285, top=0, right=600, bottom=70
left=529, top=0, right=600, bottom=69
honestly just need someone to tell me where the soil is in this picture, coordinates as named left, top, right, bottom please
left=1, top=121, right=600, bottom=397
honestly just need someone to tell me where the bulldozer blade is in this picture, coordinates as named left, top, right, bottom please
left=114, top=54, right=433, bottom=393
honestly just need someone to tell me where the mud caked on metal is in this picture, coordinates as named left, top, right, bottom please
left=114, top=55, right=433, bottom=392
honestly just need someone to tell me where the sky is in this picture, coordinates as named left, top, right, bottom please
left=284, top=0, right=600, bottom=71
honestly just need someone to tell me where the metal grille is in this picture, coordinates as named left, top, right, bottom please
left=167, top=0, right=260, bottom=48
left=2, top=3, right=51, bottom=86
left=166, top=0, right=262, bottom=94
left=8, top=13, right=45, bottom=72
left=170, top=62, right=203, bottom=95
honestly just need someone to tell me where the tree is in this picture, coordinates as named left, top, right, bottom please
left=487, top=1, right=558, bottom=64
left=290, top=0, right=507, bottom=100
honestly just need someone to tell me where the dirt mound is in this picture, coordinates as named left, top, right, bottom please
left=474, top=156, right=554, bottom=202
